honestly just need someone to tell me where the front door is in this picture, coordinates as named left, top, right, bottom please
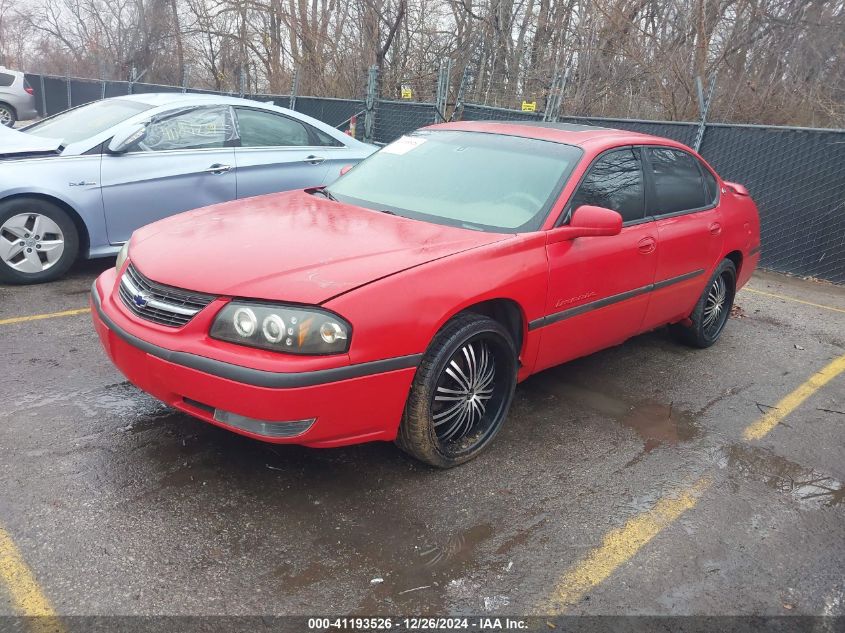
left=101, top=105, right=237, bottom=244
left=535, top=147, right=658, bottom=372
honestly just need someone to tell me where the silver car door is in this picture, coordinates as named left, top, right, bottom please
left=100, top=105, right=237, bottom=244
left=232, top=107, right=331, bottom=198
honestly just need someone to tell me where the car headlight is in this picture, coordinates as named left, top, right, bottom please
left=115, top=242, right=130, bottom=271
left=210, top=302, right=351, bottom=355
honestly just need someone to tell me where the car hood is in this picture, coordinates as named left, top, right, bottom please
left=130, top=190, right=510, bottom=304
left=0, top=125, right=63, bottom=159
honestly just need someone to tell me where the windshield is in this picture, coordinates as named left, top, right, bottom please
left=24, top=99, right=153, bottom=145
left=326, top=130, right=582, bottom=232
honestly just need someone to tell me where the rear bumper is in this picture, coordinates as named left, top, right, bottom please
left=17, top=106, right=39, bottom=121
left=90, top=273, right=418, bottom=447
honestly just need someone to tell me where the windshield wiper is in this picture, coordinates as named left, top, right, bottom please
left=312, top=188, right=337, bottom=202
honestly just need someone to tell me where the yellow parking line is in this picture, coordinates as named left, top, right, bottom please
left=546, top=477, right=710, bottom=612
left=545, top=354, right=845, bottom=613
left=744, top=353, right=845, bottom=440
left=0, top=308, right=90, bottom=327
left=742, top=287, right=845, bottom=314
left=0, top=524, right=64, bottom=632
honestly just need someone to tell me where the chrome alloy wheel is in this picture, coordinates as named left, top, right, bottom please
left=0, top=213, right=65, bottom=273
left=702, top=273, right=729, bottom=337
left=0, top=106, right=12, bottom=127
left=430, top=332, right=514, bottom=458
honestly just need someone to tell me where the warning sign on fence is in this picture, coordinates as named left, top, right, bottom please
left=401, top=86, right=413, bottom=100
left=521, top=100, right=537, bottom=112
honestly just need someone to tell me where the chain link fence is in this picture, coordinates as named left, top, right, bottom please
left=16, top=71, right=845, bottom=285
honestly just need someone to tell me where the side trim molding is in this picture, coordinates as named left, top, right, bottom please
left=528, top=269, right=705, bottom=331
left=749, top=245, right=761, bottom=256
left=91, top=282, right=422, bottom=388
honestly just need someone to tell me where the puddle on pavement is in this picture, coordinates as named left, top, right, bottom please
left=352, top=522, right=496, bottom=614
left=527, top=378, right=701, bottom=465
left=723, top=444, right=844, bottom=508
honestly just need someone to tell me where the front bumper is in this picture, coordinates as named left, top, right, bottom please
left=90, top=270, right=418, bottom=447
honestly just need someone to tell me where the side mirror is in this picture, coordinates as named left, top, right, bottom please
left=547, top=205, right=623, bottom=243
left=339, top=164, right=353, bottom=176
left=107, top=123, right=147, bottom=154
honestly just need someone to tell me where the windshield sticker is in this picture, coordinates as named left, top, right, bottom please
left=382, top=135, right=427, bottom=155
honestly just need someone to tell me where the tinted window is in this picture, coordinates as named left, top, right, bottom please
left=570, top=148, right=645, bottom=222
left=236, top=108, right=310, bottom=147
left=312, top=126, right=344, bottom=147
left=647, top=148, right=707, bottom=214
left=327, top=130, right=582, bottom=232
left=25, top=99, right=153, bottom=144
left=134, top=106, right=236, bottom=152
left=0, top=73, right=14, bottom=87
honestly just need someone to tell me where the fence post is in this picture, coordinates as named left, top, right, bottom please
left=239, top=68, right=246, bottom=97
left=99, top=59, right=107, bottom=100
left=450, top=65, right=471, bottom=122
left=693, top=73, right=716, bottom=152
left=543, top=64, right=569, bottom=122
left=65, top=64, right=72, bottom=109
left=39, top=75, right=46, bottom=116
left=363, top=64, right=379, bottom=145
left=289, top=66, right=300, bottom=111
left=434, top=58, right=452, bottom=123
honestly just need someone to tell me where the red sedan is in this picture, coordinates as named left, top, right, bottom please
left=91, top=121, right=760, bottom=467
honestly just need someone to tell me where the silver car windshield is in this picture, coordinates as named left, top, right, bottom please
left=24, top=99, right=153, bottom=144
left=326, top=130, right=583, bottom=233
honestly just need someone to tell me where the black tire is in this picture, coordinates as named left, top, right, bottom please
left=397, top=313, right=518, bottom=468
left=0, top=198, right=80, bottom=284
left=670, top=259, right=736, bottom=348
left=0, top=103, right=15, bottom=127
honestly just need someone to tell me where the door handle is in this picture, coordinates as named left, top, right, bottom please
left=305, top=155, right=326, bottom=165
left=709, top=222, right=722, bottom=236
left=204, top=163, right=232, bottom=174
left=637, top=236, right=657, bottom=254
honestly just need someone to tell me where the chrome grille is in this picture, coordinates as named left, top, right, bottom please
left=118, top=264, right=216, bottom=328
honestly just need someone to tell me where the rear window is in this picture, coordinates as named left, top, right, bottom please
left=0, top=73, right=14, bottom=88
left=647, top=147, right=707, bottom=214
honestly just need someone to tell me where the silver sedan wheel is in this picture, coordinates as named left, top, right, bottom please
left=0, top=213, right=65, bottom=273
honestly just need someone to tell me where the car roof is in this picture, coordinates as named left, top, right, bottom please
left=111, top=92, right=274, bottom=107
left=427, top=120, right=687, bottom=152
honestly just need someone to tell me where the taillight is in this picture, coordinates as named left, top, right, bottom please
left=25, top=87, right=34, bottom=95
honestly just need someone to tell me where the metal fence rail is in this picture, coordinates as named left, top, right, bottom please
left=17, top=73, right=845, bottom=285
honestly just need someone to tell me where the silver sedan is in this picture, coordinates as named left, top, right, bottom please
left=0, top=93, right=375, bottom=283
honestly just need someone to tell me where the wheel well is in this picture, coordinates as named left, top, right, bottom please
left=725, top=250, right=742, bottom=277
left=460, top=299, right=525, bottom=351
left=0, top=193, right=90, bottom=257
left=0, top=101, right=16, bottom=117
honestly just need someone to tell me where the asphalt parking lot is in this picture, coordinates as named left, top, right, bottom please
left=0, top=260, right=843, bottom=621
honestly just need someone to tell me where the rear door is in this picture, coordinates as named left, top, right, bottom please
left=641, top=146, right=723, bottom=328
left=536, top=147, right=659, bottom=372
left=233, top=107, right=340, bottom=198
left=101, top=105, right=237, bottom=243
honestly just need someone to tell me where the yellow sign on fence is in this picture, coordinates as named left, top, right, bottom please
left=521, top=100, right=537, bottom=112
left=401, top=87, right=413, bottom=100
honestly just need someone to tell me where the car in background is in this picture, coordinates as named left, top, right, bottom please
left=0, top=66, right=38, bottom=127
left=0, top=93, right=375, bottom=284
left=90, top=122, right=761, bottom=468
